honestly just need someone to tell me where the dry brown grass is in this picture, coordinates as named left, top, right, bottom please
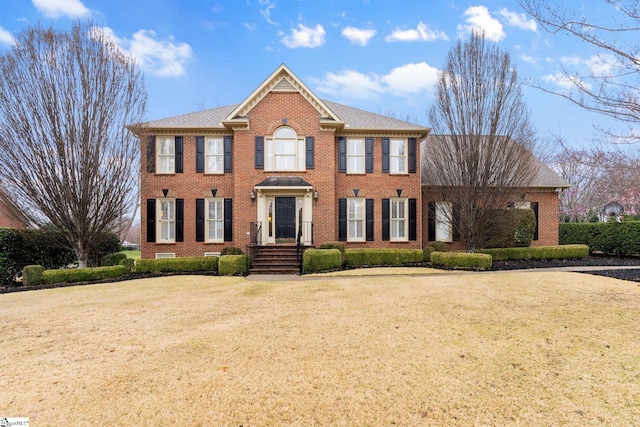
left=2, top=271, right=640, bottom=425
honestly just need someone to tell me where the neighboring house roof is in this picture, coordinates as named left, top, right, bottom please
left=421, top=135, right=570, bottom=189
left=0, top=189, right=30, bottom=229
left=139, top=64, right=430, bottom=136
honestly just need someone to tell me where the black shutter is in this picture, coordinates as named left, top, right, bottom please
left=196, top=198, right=205, bottom=242
left=224, top=136, right=232, bottom=173
left=338, top=198, right=347, bottom=241
left=306, top=136, right=314, bottom=169
left=338, top=137, right=346, bottom=173
left=146, top=136, right=156, bottom=173
left=196, top=136, right=204, bottom=173
left=365, top=137, right=374, bottom=173
left=382, top=198, right=390, bottom=241
left=382, top=137, right=390, bottom=173
left=175, top=137, right=183, bottom=173
left=366, top=199, right=374, bottom=242
left=409, top=198, right=417, bottom=241
left=427, top=202, right=435, bottom=242
left=224, top=198, right=233, bottom=242
left=532, top=202, right=539, bottom=241
left=453, top=203, right=461, bottom=241
left=408, top=138, right=417, bottom=173
left=176, top=198, right=184, bottom=242
left=255, top=136, right=264, bottom=169
left=146, top=198, right=156, bottom=242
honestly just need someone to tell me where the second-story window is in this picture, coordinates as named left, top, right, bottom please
left=206, top=137, right=223, bottom=173
left=157, top=137, right=175, bottom=173
left=347, top=138, right=364, bottom=174
left=390, top=139, right=407, bottom=174
left=265, top=126, right=305, bottom=171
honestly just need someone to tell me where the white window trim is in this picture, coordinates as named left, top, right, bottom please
left=347, top=197, right=365, bottom=242
left=435, top=201, right=453, bottom=242
left=156, top=136, right=175, bottom=174
left=390, top=138, right=407, bottom=174
left=156, top=198, right=176, bottom=243
left=514, top=201, right=531, bottom=209
left=265, top=126, right=305, bottom=171
left=347, top=138, right=365, bottom=174
left=205, top=198, right=224, bottom=243
left=205, top=137, right=224, bottom=174
left=390, top=197, right=408, bottom=242
left=155, top=253, right=176, bottom=259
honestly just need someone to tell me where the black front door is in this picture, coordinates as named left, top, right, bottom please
left=275, top=197, right=296, bottom=240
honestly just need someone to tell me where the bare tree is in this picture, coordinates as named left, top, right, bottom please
left=425, top=32, right=539, bottom=252
left=0, top=21, right=147, bottom=267
left=518, top=0, right=640, bottom=142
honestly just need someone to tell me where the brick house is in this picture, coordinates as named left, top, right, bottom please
left=137, top=64, right=568, bottom=264
left=0, top=189, right=30, bottom=229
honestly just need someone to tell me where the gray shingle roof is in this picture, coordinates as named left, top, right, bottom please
left=142, top=100, right=429, bottom=132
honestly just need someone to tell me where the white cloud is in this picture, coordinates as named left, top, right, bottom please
left=0, top=25, right=15, bottom=45
left=259, top=0, right=277, bottom=25
left=457, top=6, right=505, bottom=42
left=561, top=53, right=620, bottom=77
left=543, top=73, right=591, bottom=92
left=95, top=27, right=192, bottom=77
left=32, top=0, right=90, bottom=18
left=385, top=22, right=448, bottom=42
left=519, top=55, right=537, bottom=65
left=497, top=8, right=537, bottom=32
left=281, top=24, right=325, bottom=48
left=313, top=62, right=438, bottom=101
left=342, top=26, right=376, bottom=46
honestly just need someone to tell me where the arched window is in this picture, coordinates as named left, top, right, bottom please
left=266, top=126, right=305, bottom=171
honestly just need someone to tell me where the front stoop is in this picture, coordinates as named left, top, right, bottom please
left=250, top=245, right=307, bottom=275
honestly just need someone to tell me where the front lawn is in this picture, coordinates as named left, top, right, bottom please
left=1, top=272, right=639, bottom=425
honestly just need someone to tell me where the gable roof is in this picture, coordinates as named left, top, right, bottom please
left=139, top=64, right=430, bottom=136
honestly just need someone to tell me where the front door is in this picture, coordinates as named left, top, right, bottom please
left=275, top=197, right=296, bottom=241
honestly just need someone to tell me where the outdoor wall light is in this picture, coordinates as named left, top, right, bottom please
left=250, top=190, right=256, bottom=200
left=313, top=190, right=319, bottom=200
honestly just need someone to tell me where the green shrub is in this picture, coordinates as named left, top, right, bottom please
left=431, top=251, right=492, bottom=270
left=429, top=241, right=451, bottom=252
left=560, top=222, right=640, bottom=256
left=87, top=232, right=122, bottom=267
left=303, top=249, right=342, bottom=273
left=22, top=265, right=45, bottom=286
left=218, top=255, right=249, bottom=276
left=42, top=265, right=128, bottom=284
left=102, top=252, right=127, bottom=266
left=221, top=247, right=244, bottom=256
left=119, top=258, right=135, bottom=273
left=344, top=249, right=424, bottom=267
left=478, top=244, right=589, bottom=261
left=479, top=208, right=536, bottom=248
left=319, top=242, right=345, bottom=261
left=423, top=246, right=435, bottom=262
left=134, top=256, right=218, bottom=273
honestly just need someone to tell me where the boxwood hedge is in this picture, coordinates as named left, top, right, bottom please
left=303, top=249, right=342, bottom=273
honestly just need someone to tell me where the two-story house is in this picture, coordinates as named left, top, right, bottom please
left=137, top=64, right=568, bottom=266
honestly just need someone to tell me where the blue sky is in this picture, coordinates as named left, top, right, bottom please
left=0, top=0, right=630, bottom=148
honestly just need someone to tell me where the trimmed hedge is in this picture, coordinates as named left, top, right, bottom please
left=480, top=208, right=536, bottom=248
left=431, top=251, right=492, bottom=270
left=221, top=247, right=244, bottom=256
left=22, top=265, right=45, bottom=286
left=303, top=249, right=342, bottom=273
left=344, top=249, right=424, bottom=267
left=318, top=242, right=345, bottom=261
left=102, top=252, right=127, bottom=266
left=135, top=256, right=218, bottom=273
left=559, top=222, right=640, bottom=256
left=42, top=265, right=128, bottom=284
left=218, top=255, right=249, bottom=276
left=119, top=258, right=135, bottom=273
left=478, top=244, right=589, bottom=261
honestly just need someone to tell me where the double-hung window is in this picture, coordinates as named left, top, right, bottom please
left=206, top=137, right=223, bottom=173
left=206, top=198, right=224, bottom=242
left=435, top=201, right=453, bottom=242
left=265, top=126, right=305, bottom=171
left=347, top=138, right=364, bottom=174
left=348, top=198, right=365, bottom=241
left=390, top=139, right=407, bottom=174
left=157, top=199, right=175, bottom=242
left=157, top=137, right=175, bottom=173
left=390, top=198, right=408, bottom=241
